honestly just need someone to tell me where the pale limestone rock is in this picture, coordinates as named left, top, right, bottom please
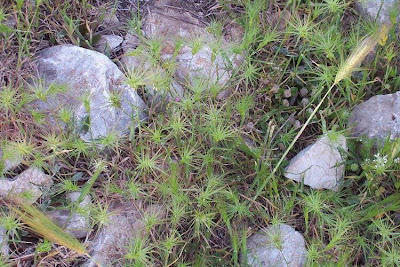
left=0, top=167, right=53, bottom=204
left=0, top=148, right=21, bottom=173
left=141, top=0, right=244, bottom=87
left=34, top=44, right=147, bottom=142
left=284, top=135, right=347, bottom=191
left=0, top=227, right=9, bottom=256
left=84, top=202, right=166, bottom=267
left=356, top=0, right=400, bottom=24
left=245, top=224, right=306, bottom=267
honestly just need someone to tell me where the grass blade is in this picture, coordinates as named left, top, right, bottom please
left=77, top=161, right=106, bottom=205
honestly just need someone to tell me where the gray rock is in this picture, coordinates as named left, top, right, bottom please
left=349, top=91, right=400, bottom=140
left=142, top=0, right=214, bottom=44
left=121, top=32, right=139, bottom=52
left=174, top=44, right=243, bottom=87
left=0, top=227, right=9, bottom=256
left=95, top=35, right=123, bottom=54
left=355, top=0, right=400, bottom=24
left=121, top=1, right=244, bottom=103
left=245, top=224, right=306, bottom=267
left=141, top=0, right=244, bottom=87
left=101, top=12, right=120, bottom=29
left=146, top=78, right=184, bottom=105
left=216, top=89, right=232, bottom=100
left=33, top=44, right=147, bottom=142
left=3, top=14, right=17, bottom=32
left=0, top=148, right=21, bottom=173
left=284, top=135, right=347, bottom=191
left=0, top=167, right=53, bottom=204
left=121, top=50, right=184, bottom=105
left=47, top=192, right=92, bottom=239
left=84, top=202, right=165, bottom=267
left=66, top=191, right=91, bottom=206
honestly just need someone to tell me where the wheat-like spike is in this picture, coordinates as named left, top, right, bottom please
left=334, top=24, right=391, bottom=85
left=10, top=201, right=87, bottom=255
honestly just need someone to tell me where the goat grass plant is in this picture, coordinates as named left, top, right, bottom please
left=6, top=200, right=86, bottom=256
left=1, top=0, right=400, bottom=265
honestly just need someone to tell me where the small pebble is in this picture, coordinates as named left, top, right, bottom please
left=300, top=87, right=308, bottom=97
left=294, top=120, right=301, bottom=128
left=282, top=99, right=290, bottom=107
left=288, top=116, right=296, bottom=124
left=301, top=98, right=309, bottom=107
left=270, top=84, right=280, bottom=94
left=283, top=89, right=292, bottom=98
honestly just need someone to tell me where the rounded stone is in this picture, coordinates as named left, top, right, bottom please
left=244, top=224, right=306, bottom=267
left=33, top=44, right=147, bottom=142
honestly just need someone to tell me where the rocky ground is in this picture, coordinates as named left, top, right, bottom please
left=1, top=0, right=400, bottom=266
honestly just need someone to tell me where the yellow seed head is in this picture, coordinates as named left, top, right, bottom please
left=334, top=24, right=391, bottom=85
left=9, top=201, right=87, bottom=255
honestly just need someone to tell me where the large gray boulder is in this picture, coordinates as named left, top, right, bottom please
left=244, top=224, right=306, bottom=267
left=349, top=91, right=400, bottom=141
left=356, top=0, right=400, bottom=24
left=284, top=135, right=347, bottom=191
left=33, top=44, right=147, bottom=142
